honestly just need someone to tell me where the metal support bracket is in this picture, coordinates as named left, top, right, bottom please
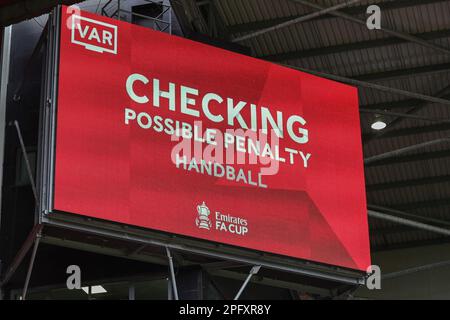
left=233, top=265, right=261, bottom=300
left=383, top=259, right=450, bottom=280
left=22, top=231, right=41, bottom=300
left=165, top=247, right=179, bottom=300
left=0, top=224, right=43, bottom=289
left=364, top=137, right=450, bottom=165
left=13, top=120, right=39, bottom=207
left=128, top=283, right=135, bottom=300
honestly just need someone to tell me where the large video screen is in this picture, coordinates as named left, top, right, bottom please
left=53, top=6, right=370, bottom=271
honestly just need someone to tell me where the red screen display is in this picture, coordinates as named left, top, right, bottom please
left=54, top=6, right=370, bottom=271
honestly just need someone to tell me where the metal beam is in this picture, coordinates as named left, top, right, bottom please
left=208, top=0, right=231, bottom=40
left=128, top=284, right=135, bottom=300
left=360, top=109, right=450, bottom=123
left=227, top=0, right=448, bottom=35
left=45, top=217, right=364, bottom=285
left=371, top=225, right=449, bottom=238
left=373, top=237, right=450, bottom=252
left=368, top=210, right=450, bottom=237
left=22, top=232, right=41, bottom=300
left=201, top=261, right=248, bottom=270
left=0, top=26, right=11, bottom=232
left=14, top=121, right=39, bottom=206
left=365, top=149, right=450, bottom=166
left=286, top=65, right=450, bottom=106
left=363, top=85, right=450, bottom=143
left=370, top=225, right=419, bottom=237
left=363, top=123, right=450, bottom=141
left=364, top=137, right=450, bottom=165
left=165, top=247, right=179, bottom=300
left=368, top=204, right=450, bottom=228
left=232, top=0, right=364, bottom=42
left=367, top=175, right=450, bottom=192
left=371, top=220, right=450, bottom=236
left=12, top=22, right=48, bottom=101
left=291, top=0, right=450, bottom=56
left=41, top=235, right=170, bottom=266
left=354, top=62, right=450, bottom=82
left=262, top=28, right=450, bottom=62
left=177, top=0, right=210, bottom=35
left=383, top=260, right=450, bottom=280
left=209, top=269, right=332, bottom=297
left=394, top=198, right=450, bottom=211
left=0, top=224, right=43, bottom=287
left=233, top=265, right=261, bottom=300
left=361, top=97, right=446, bottom=111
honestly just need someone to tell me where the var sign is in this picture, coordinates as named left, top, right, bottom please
left=71, top=15, right=117, bottom=54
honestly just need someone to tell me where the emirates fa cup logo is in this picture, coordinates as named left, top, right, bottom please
left=196, top=201, right=212, bottom=230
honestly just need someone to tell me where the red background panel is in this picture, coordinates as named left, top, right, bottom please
left=54, top=6, right=371, bottom=271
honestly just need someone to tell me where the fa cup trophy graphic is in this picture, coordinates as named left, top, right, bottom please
left=196, top=201, right=212, bottom=230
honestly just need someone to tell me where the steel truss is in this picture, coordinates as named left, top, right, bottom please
left=102, top=0, right=172, bottom=34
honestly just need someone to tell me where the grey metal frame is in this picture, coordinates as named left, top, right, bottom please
left=368, top=209, right=450, bottom=237
left=21, top=231, right=41, bottom=300
left=41, top=213, right=365, bottom=285
left=0, top=26, right=12, bottom=231
left=165, top=247, right=179, bottom=300
left=37, top=5, right=60, bottom=221
left=13, top=121, right=39, bottom=207
left=9, top=271, right=168, bottom=300
left=233, top=265, right=261, bottom=300
left=364, top=137, right=450, bottom=165
left=120, top=7, right=171, bottom=34
left=0, top=224, right=43, bottom=290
